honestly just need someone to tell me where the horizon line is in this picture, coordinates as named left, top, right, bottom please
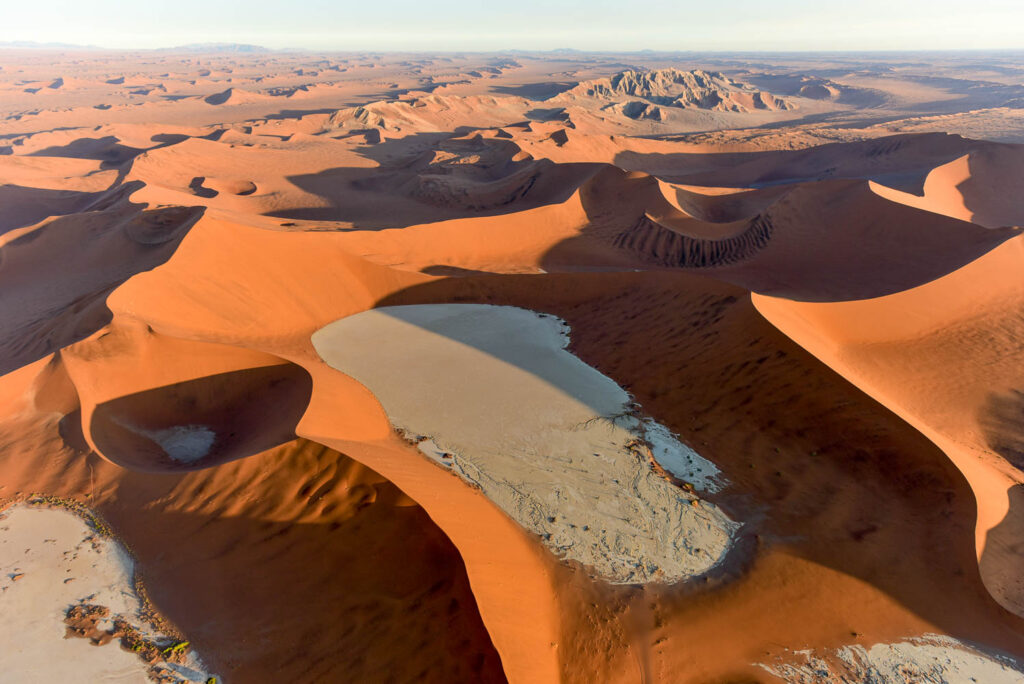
left=3, top=41, right=1024, bottom=55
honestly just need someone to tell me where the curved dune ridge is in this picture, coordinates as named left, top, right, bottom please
left=4, top=51, right=1024, bottom=683
left=754, top=233, right=1024, bottom=618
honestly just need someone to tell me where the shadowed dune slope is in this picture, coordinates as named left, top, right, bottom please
left=0, top=203, right=203, bottom=375
left=374, top=269, right=1024, bottom=682
left=755, top=235, right=1024, bottom=618
left=57, top=216, right=564, bottom=682
left=59, top=322, right=313, bottom=472
left=670, top=178, right=1020, bottom=301
left=869, top=143, right=1024, bottom=228
left=0, top=359, right=505, bottom=682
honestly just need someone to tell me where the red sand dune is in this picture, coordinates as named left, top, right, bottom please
left=2, top=50, right=1024, bottom=683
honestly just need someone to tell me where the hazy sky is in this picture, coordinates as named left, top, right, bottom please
left=4, top=0, right=1023, bottom=51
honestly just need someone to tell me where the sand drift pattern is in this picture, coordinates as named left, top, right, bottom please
left=614, top=213, right=775, bottom=268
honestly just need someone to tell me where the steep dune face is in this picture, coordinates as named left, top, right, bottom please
left=576, top=159, right=1019, bottom=301
left=73, top=217, right=564, bottom=682
left=693, top=179, right=1019, bottom=300
left=376, top=269, right=1024, bottom=682
left=755, top=236, right=1024, bottom=616
left=655, top=180, right=790, bottom=224
left=612, top=213, right=774, bottom=268
left=0, top=369, right=506, bottom=682
left=296, top=379, right=564, bottom=684
left=60, top=323, right=312, bottom=472
left=332, top=190, right=616, bottom=275
left=669, top=132, right=982, bottom=190
left=869, top=143, right=1024, bottom=228
left=0, top=203, right=203, bottom=375
left=577, top=166, right=783, bottom=238
left=103, top=215, right=428, bottom=350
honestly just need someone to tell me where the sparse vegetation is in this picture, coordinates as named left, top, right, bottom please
left=25, top=493, right=114, bottom=538
left=65, top=604, right=196, bottom=682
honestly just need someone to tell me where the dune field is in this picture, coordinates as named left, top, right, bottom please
left=2, top=46, right=1024, bottom=682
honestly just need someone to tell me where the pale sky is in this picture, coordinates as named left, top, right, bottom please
left=3, top=0, right=1023, bottom=52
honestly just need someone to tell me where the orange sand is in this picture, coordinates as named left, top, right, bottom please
left=2, top=49, right=1024, bottom=683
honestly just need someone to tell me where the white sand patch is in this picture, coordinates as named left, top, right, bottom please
left=111, top=417, right=217, bottom=463
left=0, top=504, right=214, bottom=684
left=641, top=419, right=724, bottom=493
left=312, top=304, right=737, bottom=584
left=145, top=425, right=217, bottom=463
left=761, top=634, right=1024, bottom=683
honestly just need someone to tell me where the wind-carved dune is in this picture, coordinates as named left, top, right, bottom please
left=751, top=146, right=1024, bottom=618
left=203, top=87, right=266, bottom=105
left=612, top=212, right=775, bottom=268
left=597, top=167, right=1019, bottom=301
left=323, top=94, right=533, bottom=135
left=0, top=200, right=203, bottom=375
left=572, top=151, right=1015, bottom=299
left=868, top=144, right=1024, bottom=229
left=352, top=134, right=597, bottom=213
left=60, top=322, right=312, bottom=473
left=741, top=73, right=888, bottom=107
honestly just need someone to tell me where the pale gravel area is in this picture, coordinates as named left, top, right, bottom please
left=144, top=425, right=217, bottom=463
left=312, top=303, right=737, bottom=584
left=0, top=504, right=214, bottom=684
left=111, top=417, right=217, bottom=464
left=761, top=634, right=1024, bottom=683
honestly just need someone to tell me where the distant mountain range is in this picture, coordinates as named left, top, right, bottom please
left=160, top=43, right=271, bottom=53
left=0, top=41, right=270, bottom=52
left=0, top=40, right=103, bottom=50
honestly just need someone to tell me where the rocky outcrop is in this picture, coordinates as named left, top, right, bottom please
left=557, top=68, right=794, bottom=113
